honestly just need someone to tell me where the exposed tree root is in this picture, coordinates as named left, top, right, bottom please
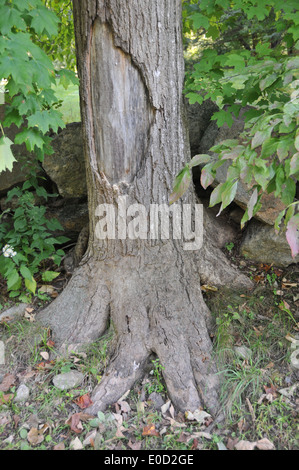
left=38, top=241, right=252, bottom=417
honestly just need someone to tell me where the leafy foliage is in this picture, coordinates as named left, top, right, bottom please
left=0, top=0, right=75, bottom=297
left=37, top=1, right=76, bottom=72
left=0, top=0, right=66, bottom=171
left=0, top=186, right=67, bottom=302
left=176, top=0, right=299, bottom=257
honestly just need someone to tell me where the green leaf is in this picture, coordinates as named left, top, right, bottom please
left=247, top=188, right=259, bottom=220
left=189, top=154, right=211, bottom=169
left=20, top=264, right=34, bottom=281
left=15, top=129, right=45, bottom=151
left=251, top=129, right=271, bottom=150
left=7, top=269, right=21, bottom=291
left=186, top=92, right=203, bottom=105
left=281, top=178, right=296, bottom=206
left=225, top=54, right=245, bottom=71
left=289, top=153, right=299, bottom=176
left=277, top=139, right=291, bottom=161
left=169, top=166, right=192, bottom=204
left=210, top=183, right=225, bottom=207
left=0, top=137, right=17, bottom=173
left=200, top=163, right=215, bottom=189
left=259, top=74, right=278, bottom=91
left=25, top=276, right=37, bottom=295
left=211, top=110, right=234, bottom=128
left=29, top=5, right=59, bottom=37
left=42, top=271, right=60, bottom=282
left=27, top=109, right=65, bottom=134
left=58, top=69, right=79, bottom=89
left=255, top=42, right=272, bottom=56
left=0, top=6, right=26, bottom=34
left=219, top=180, right=238, bottom=213
left=190, top=12, right=210, bottom=30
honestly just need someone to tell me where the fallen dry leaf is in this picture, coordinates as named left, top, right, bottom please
left=235, top=440, right=257, bottom=451
left=128, top=439, right=142, bottom=450
left=0, top=414, right=11, bottom=427
left=40, top=351, right=49, bottom=361
left=66, top=412, right=93, bottom=434
left=119, top=400, right=131, bottom=413
left=74, top=393, right=93, bottom=410
left=47, top=339, right=55, bottom=348
left=191, top=438, right=199, bottom=450
left=142, top=423, right=160, bottom=437
left=201, top=285, right=218, bottom=292
left=0, top=393, right=14, bottom=404
left=0, top=373, right=16, bottom=392
left=70, top=436, right=84, bottom=450
left=53, top=442, right=65, bottom=450
left=27, top=428, right=44, bottom=446
left=35, top=360, right=55, bottom=370
left=234, top=438, right=275, bottom=451
left=24, top=310, right=35, bottom=322
left=185, top=409, right=212, bottom=426
left=83, top=430, right=97, bottom=447
left=255, top=438, right=275, bottom=450
left=264, top=384, right=278, bottom=397
left=115, top=427, right=126, bottom=438
left=226, top=437, right=239, bottom=450
left=25, top=307, right=34, bottom=312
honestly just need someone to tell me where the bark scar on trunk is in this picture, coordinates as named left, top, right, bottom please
left=90, top=19, right=155, bottom=187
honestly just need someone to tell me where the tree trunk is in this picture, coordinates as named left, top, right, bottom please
left=39, top=0, right=252, bottom=417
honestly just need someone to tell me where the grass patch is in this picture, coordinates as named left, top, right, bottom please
left=0, top=263, right=298, bottom=450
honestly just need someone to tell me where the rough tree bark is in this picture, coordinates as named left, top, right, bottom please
left=39, top=0, right=252, bottom=417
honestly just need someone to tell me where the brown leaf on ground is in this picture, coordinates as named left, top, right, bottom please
left=191, top=438, right=199, bottom=450
left=27, top=428, right=44, bottom=446
left=234, top=438, right=275, bottom=451
left=255, top=438, right=275, bottom=450
left=235, top=440, right=257, bottom=450
left=73, top=393, right=93, bottom=410
left=118, top=400, right=131, bottom=414
left=0, top=393, right=14, bottom=404
left=53, top=442, right=65, bottom=450
left=227, top=437, right=239, bottom=450
left=0, top=373, right=16, bottom=392
left=142, top=423, right=160, bottom=437
left=128, top=439, right=142, bottom=450
left=66, top=412, right=93, bottom=434
left=35, top=360, right=55, bottom=370
left=264, top=384, right=278, bottom=397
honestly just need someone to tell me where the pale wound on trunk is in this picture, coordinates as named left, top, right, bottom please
left=90, top=21, right=154, bottom=185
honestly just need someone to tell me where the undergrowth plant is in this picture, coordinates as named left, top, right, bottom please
left=173, top=0, right=299, bottom=258
left=0, top=183, right=67, bottom=302
left=0, top=1, right=77, bottom=300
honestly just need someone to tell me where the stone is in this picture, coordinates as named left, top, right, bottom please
left=240, top=220, right=299, bottom=267
left=14, top=384, right=30, bottom=403
left=46, top=199, right=89, bottom=241
left=42, top=122, right=87, bottom=199
left=148, top=392, right=165, bottom=411
left=52, top=371, right=84, bottom=391
left=186, top=99, right=219, bottom=157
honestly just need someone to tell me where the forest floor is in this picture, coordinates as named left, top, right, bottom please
left=0, top=245, right=298, bottom=451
